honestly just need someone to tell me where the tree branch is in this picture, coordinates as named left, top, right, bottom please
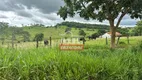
left=115, top=12, right=126, bottom=28
left=81, top=2, right=95, bottom=19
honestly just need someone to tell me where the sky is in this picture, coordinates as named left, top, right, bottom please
left=0, top=0, right=140, bottom=27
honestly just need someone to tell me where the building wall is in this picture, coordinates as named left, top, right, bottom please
left=102, top=33, right=111, bottom=38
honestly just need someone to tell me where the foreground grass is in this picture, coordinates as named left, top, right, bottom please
left=0, top=41, right=142, bottom=80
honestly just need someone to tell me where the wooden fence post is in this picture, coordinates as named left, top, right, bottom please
left=117, top=37, right=120, bottom=45
left=50, top=36, right=52, bottom=47
left=106, top=37, right=108, bottom=45
left=127, top=36, right=129, bottom=44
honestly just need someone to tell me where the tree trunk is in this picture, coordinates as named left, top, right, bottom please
left=109, top=20, right=116, bottom=49
left=106, top=37, right=108, bottom=45
left=110, top=27, right=116, bottom=48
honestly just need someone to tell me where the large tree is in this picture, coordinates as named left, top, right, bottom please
left=58, top=0, right=142, bottom=48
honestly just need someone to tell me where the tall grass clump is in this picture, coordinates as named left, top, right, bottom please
left=131, top=41, right=142, bottom=53
left=0, top=42, right=142, bottom=80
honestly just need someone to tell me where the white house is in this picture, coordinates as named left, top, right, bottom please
left=102, top=33, right=111, bottom=38
left=101, top=32, right=122, bottom=38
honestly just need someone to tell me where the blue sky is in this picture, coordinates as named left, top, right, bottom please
left=0, top=0, right=140, bottom=27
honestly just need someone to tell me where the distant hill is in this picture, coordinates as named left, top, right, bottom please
left=22, top=22, right=109, bottom=40
left=56, top=21, right=109, bottom=30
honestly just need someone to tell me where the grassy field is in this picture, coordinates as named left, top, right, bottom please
left=1, top=36, right=141, bottom=49
left=0, top=36, right=142, bottom=80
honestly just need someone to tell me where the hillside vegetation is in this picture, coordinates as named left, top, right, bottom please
left=22, top=21, right=108, bottom=40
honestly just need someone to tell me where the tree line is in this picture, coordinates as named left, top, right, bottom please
left=56, top=21, right=109, bottom=29
left=0, top=22, right=30, bottom=48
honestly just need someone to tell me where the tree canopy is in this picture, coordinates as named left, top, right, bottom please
left=58, top=0, right=142, bottom=21
left=33, top=33, right=44, bottom=41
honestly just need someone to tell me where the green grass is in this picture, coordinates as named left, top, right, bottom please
left=0, top=43, right=142, bottom=80
left=0, top=36, right=142, bottom=80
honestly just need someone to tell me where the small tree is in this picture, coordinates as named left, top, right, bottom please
left=8, top=27, right=24, bottom=48
left=0, top=22, right=9, bottom=45
left=135, top=21, right=142, bottom=36
left=58, top=0, right=142, bottom=48
left=79, top=30, right=86, bottom=37
left=65, top=27, right=71, bottom=33
left=33, top=33, right=44, bottom=48
left=22, top=31, right=30, bottom=42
